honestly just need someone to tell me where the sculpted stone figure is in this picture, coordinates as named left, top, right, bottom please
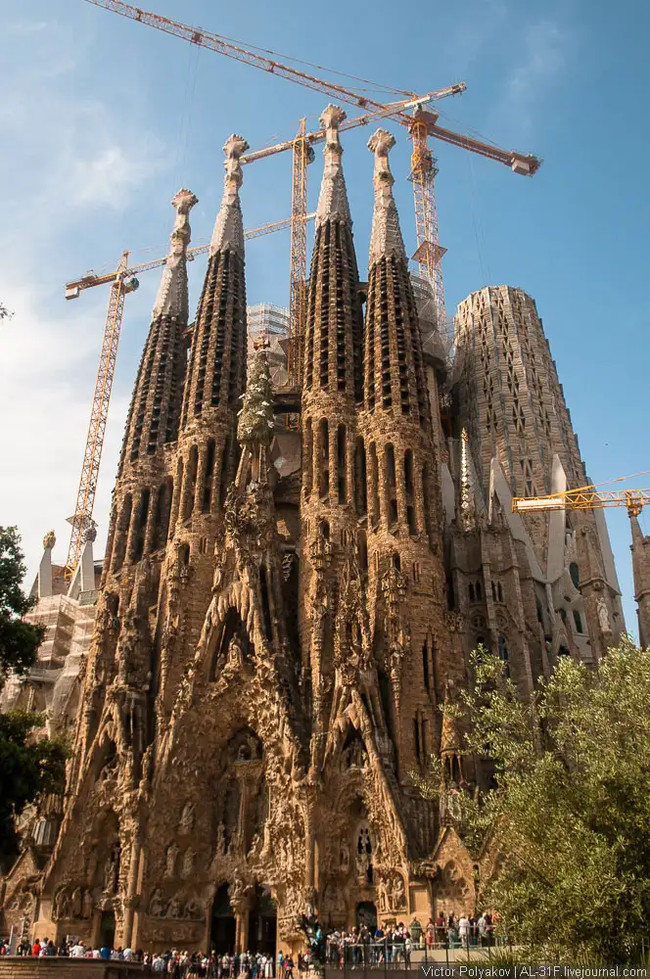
left=180, top=803, right=195, bottom=833
left=148, top=888, right=165, bottom=918
left=165, top=843, right=178, bottom=877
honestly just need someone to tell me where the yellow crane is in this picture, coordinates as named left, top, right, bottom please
left=63, top=214, right=310, bottom=578
left=82, top=0, right=540, bottom=327
left=62, top=89, right=445, bottom=579
left=512, top=476, right=650, bottom=518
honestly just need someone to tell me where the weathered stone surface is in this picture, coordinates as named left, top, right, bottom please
left=1, top=112, right=627, bottom=954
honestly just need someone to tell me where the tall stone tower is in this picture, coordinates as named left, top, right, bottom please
left=630, top=511, right=650, bottom=647
left=453, top=286, right=624, bottom=665
left=3, top=113, right=627, bottom=952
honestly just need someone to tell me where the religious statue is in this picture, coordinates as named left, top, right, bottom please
left=165, top=843, right=178, bottom=878
left=339, top=841, right=350, bottom=874
left=181, top=848, right=195, bottom=879
left=148, top=888, right=165, bottom=917
left=215, top=822, right=226, bottom=857
left=226, top=635, right=245, bottom=670
left=103, top=843, right=120, bottom=894
left=597, top=596, right=611, bottom=633
left=180, top=802, right=195, bottom=833
left=82, top=889, right=94, bottom=920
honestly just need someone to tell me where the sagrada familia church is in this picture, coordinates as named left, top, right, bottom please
left=1, top=104, right=642, bottom=954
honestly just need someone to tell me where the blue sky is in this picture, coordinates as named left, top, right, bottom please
left=0, top=0, right=648, bottom=635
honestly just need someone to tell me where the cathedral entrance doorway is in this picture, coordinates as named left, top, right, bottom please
left=211, top=884, right=236, bottom=954
left=99, top=910, right=115, bottom=950
left=356, top=902, right=377, bottom=933
left=248, top=885, right=276, bottom=955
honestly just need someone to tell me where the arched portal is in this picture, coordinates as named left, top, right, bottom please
left=248, top=885, right=277, bottom=955
left=99, top=910, right=115, bottom=950
left=211, top=884, right=236, bottom=954
left=356, top=901, right=377, bottom=932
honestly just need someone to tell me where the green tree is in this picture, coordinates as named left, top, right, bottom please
left=0, top=526, right=44, bottom=682
left=0, top=527, right=67, bottom=866
left=415, top=640, right=650, bottom=963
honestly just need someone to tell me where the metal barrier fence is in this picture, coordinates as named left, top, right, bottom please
left=323, top=937, right=506, bottom=975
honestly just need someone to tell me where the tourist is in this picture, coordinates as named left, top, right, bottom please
left=435, top=912, right=446, bottom=947
left=425, top=918, right=435, bottom=949
left=458, top=913, right=470, bottom=948
left=152, top=953, right=166, bottom=972
left=70, top=939, right=86, bottom=958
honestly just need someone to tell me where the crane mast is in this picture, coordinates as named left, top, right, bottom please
left=65, top=251, right=136, bottom=577
left=68, top=0, right=541, bottom=580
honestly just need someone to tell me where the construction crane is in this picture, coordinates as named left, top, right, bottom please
left=62, top=214, right=311, bottom=578
left=512, top=482, right=650, bottom=518
left=81, top=0, right=540, bottom=330
left=62, top=88, right=447, bottom=579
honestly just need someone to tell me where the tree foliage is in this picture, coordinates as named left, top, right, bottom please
left=0, top=711, right=67, bottom=865
left=415, top=641, right=650, bottom=963
left=0, top=527, right=67, bottom=866
left=0, top=526, right=44, bottom=683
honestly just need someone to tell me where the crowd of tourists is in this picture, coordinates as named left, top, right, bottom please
left=0, top=939, right=299, bottom=977
left=424, top=911, right=499, bottom=949
left=0, top=912, right=501, bottom=967
left=324, top=913, right=500, bottom=965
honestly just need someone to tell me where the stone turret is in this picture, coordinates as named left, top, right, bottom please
left=630, top=511, right=650, bottom=647
left=105, top=189, right=197, bottom=582
left=359, top=128, right=455, bottom=779
left=300, top=106, right=365, bottom=766
left=158, top=134, right=250, bottom=715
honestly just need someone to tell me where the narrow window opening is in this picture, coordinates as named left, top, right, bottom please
left=337, top=424, right=347, bottom=504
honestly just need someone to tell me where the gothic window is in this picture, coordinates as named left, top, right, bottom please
left=569, top=563, right=580, bottom=589
left=111, top=494, right=132, bottom=572
left=497, top=634, right=510, bottom=677
left=356, top=825, right=373, bottom=885
left=469, top=583, right=475, bottom=603
left=392, top=552, right=401, bottom=572
left=303, top=418, right=313, bottom=496
left=182, top=445, right=198, bottom=521
left=337, top=425, right=347, bottom=504
left=218, top=434, right=231, bottom=507
left=421, top=463, right=432, bottom=539
left=573, top=609, right=584, bottom=634
left=354, top=437, right=367, bottom=517
left=357, top=529, right=368, bottom=572
left=152, top=477, right=173, bottom=551
left=222, top=779, right=241, bottom=851
left=404, top=449, right=417, bottom=534
left=385, top=444, right=398, bottom=527
left=318, top=419, right=330, bottom=498
left=475, top=579, right=483, bottom=601
left=202, top=439, right=216, bottom=513
left=422, top=638, right=435, bottom=693
left=520, top=458, right=536, bottom=497
left=368, top=442, right=380, bottom=530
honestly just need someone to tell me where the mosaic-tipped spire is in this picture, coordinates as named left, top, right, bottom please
left=152, top=188, right=198, bottom=320
left=315, top=105, right=351, bottom=227
left=210, top=134, right=249, bottom=258
left=367, top=128, right=406, bottom=267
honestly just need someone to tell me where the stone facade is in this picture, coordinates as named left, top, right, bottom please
left=0, top=109, right=627, bottom=953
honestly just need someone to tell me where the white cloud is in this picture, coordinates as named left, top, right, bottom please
left=0, top=23, right=167, bottom=586
left=493, top=18, right=572, bottom=138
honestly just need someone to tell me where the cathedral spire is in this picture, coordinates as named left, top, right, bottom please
left=117, top=189, right=198, bottom=474
left=367, top=128, right=406, bottom=266
left=181, top=134, right=249, bottom=427
left=152, top=188, right=198, bottom=320
left=210, top=134, right=249, bottom=259
left=315, top=104, right=351, bottom=227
